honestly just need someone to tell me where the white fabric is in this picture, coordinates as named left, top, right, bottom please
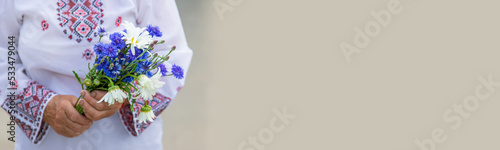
left=16, top=114, right=164, bottom=150
left=0, top=0, right=193, bottom=149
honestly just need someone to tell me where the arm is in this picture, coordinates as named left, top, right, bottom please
left=118, top=0, right=193, bottom=136
left=0, top=0, right=52, bottom=144
left=0, top=0, right=92, bottom=143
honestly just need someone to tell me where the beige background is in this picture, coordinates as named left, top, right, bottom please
left=2, top=0, right=500, bottom=149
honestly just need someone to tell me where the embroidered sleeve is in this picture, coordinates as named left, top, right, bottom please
left=1, top=82, right=56, bottom=144
left=0, top=0, right=56, bottom=144
left=118, top=93, right=171, bottom=136
left=117, top=0, right=193, bottom=136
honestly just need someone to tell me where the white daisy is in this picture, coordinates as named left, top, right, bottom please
left=137, top=104, right=155, bottom=124
left=136, top=74, right=165, bottom=100
left=98, top=86, right=127, bottom=106
left=120, top=21, right=153, bottom=55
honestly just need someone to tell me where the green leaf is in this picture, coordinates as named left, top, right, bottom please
left=127, top=90, right=132, bottom=111
left=96, top=87, right=108, bottom=91
left=74, top=95, right=85, bottom=115
left=129, top=83, right=138, bottom=91
left=73, top=71, right=84, bottom=90
left=130, top=98, right=136, bottom=112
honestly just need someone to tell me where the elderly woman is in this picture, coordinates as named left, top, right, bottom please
left=0, top=0, right=193, bottom=149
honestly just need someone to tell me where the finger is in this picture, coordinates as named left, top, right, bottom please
left=53, top=125, right=78, bottom=137
left=90, top=90, right=107, bottom=102
left=53, top=112, right=78, bottom=137
left=79, top=99, right=105, bottom=121
left=110, top=101, right=124, bottom=110
left=64, top=100, right=93, bottom=125
left=64, top=119, right=84, bottom=132
left=81, top=90, right=111, bottom=111
left=80, top=99, right=118, bottom=121
left=92, top=90, right=118, bottom=110
left=66, top=121, right=91, bottom=134
left=59, top=110, right=86, bottom=137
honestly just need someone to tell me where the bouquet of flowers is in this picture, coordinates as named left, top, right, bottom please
left=72, top=21, right=184, bottom=123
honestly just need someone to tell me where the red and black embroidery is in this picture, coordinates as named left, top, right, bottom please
left=115, top=16, right=122, bottom=27
left=41, top=20, right=49, bottom=31
left=57, top=0, right=103, bottom=43
left=82, top=49, right=94, bottom=60
left=1, top=81, right=55, bottom=144
left=119, top=93, right=172, bottom=136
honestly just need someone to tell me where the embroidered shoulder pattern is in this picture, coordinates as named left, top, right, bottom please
left=57, top=0, right=103, bottom=43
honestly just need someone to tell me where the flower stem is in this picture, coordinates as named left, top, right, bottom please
left=74, top=95, right=85, bottom=115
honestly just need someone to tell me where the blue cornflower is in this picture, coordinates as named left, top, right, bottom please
left=146, top=25, right=162, bottom=37
left=146, top=71, right=154, bottom=78
left=122, top=76, right=134, bottom=83
left=103, top=44, right=118, bottom=58
left=117, top=51, right=125, bottom=59
left=97, top=27, right=106, bottom=36
left=171, top=64, right=184, bottom=79
left=135, top=60, right=151, bottom=74
left=103, top=60, right=121, bottom=79
left=99, top=61, right=112, bottom=77
left=109, top=32, right=126, bottom=50
left=94, top=56, right=106, bottom=71
left=104, top=67, right=115, bottom=78
left=127, top=48, right=149, bottom=61
left=93, top=42, right=105, bottom=56
left=127, top=48, right=140, bottom=60
left=112, top=70, right=120, bottom=77
left=158, top=63, right=167, bottom=76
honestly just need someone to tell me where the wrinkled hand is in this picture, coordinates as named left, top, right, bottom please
left=43, top=95, right=93, bottom=137
left=79, top=90, right=124, bottom=121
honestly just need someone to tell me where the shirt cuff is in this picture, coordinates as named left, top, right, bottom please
left=1, top=81, right=56, bottom=144
left=118, top=93, right=172, bottom=136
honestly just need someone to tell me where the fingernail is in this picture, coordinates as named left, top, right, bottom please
left=80, top=100, right=84, bottom=106
left=91, top=91, right=97, bottom=98
left=80, top=90, right=85, bottom=97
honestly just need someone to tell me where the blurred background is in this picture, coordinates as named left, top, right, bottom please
left=3, top=0, right=500, bottom=150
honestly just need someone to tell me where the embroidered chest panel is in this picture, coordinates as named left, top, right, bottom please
left=57, top=0, right=103, bottom=43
